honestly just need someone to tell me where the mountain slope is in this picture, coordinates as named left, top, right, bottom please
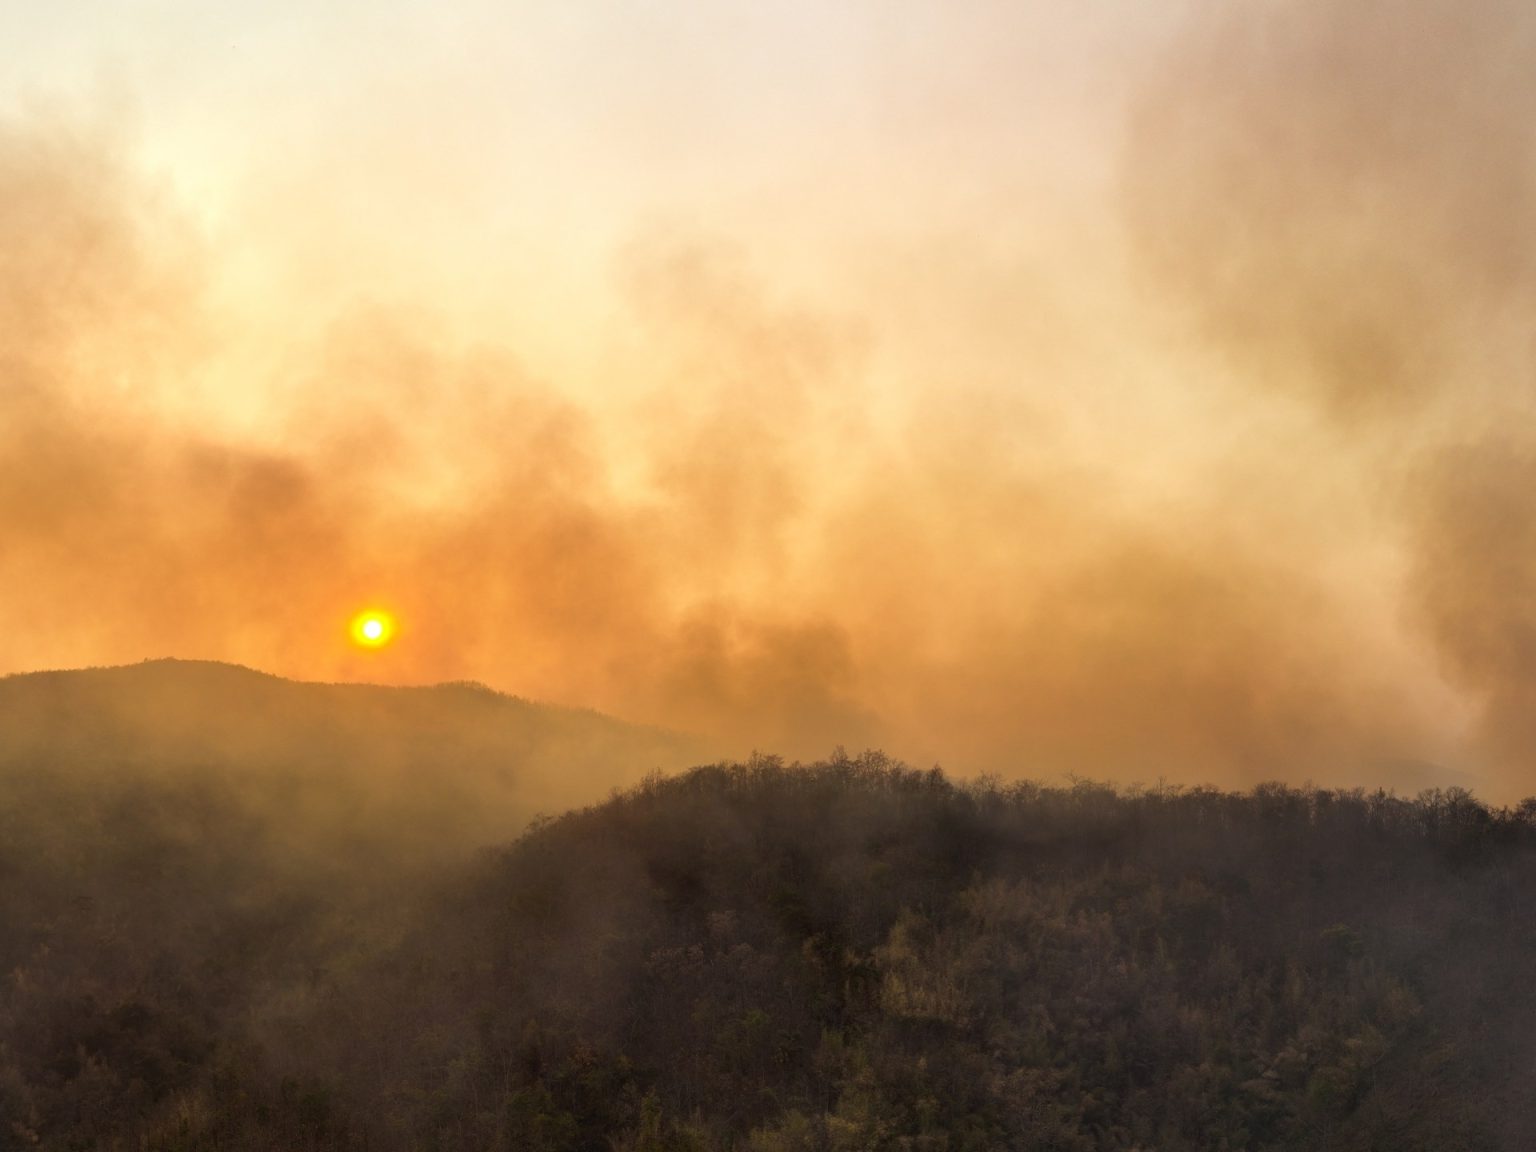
left=4, top=749, right=1536, bottom=1150
left=0, top=659, right=707, bottom=867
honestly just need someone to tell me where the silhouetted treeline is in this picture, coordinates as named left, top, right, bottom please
left=6, top=751, right=1536, bottom=1150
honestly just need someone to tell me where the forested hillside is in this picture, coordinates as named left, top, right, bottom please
left=5, top=749, right=1536, bottom=1150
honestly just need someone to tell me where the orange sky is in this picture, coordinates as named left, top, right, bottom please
left=4, top=0, right=1536, bottom=797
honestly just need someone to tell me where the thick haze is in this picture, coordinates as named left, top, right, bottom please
left=2, top=0, right=1532, bottom=795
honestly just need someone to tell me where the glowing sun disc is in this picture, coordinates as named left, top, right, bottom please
left=350, top=610, right=396, bottom=648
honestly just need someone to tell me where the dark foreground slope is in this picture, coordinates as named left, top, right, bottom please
left=5, top=753, right=1536, bottom=1151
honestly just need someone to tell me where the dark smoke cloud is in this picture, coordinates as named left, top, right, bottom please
left=1125, top=0, right=1536, bottom=785
left=1407, top=441, right=1536, bottom=768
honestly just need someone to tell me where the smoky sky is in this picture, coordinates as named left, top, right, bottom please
left=1126, top=0, right=1536, bottom=789
left=3, top=0, right=1534, bottom=796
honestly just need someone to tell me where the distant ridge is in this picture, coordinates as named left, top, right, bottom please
left=0, top=658, right=708, bottom=863
left=4, top=655, right=632, bottom=716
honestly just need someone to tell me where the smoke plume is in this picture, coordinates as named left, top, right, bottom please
left=1125, top=0, right=1536, bottom=787
left=5, top=0, right=1534, bottom=802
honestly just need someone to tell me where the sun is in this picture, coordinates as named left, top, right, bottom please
left=349, top=610, right=396, bottom=649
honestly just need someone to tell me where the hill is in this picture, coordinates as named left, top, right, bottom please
left=0, top=659, right=706, bottom=871
left=4, top=749, right=1536, bottom=1150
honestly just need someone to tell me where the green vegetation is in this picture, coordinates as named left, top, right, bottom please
left=3, top=676, right=1535, bottom=1149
